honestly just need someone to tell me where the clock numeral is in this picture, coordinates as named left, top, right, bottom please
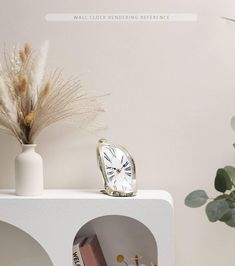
left=125, top=166, right=131, bottom=172
left=108, top=147, right=116, bottom=158
left=113, top=180, right=117, bottom=190
left=126, top=172, right=131, bottom=177
left=107, top=171, right=114, bottom=175
left=104, top=152, right=112, bottom=163
left=121, top=156, right=124, bottom=164
left=124, top=176, right=132, bottom=184
left=123, top=161, right=129, bottom=168
left=109, top=175, right=115, bottom=182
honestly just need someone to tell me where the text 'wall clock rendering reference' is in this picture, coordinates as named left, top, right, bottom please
left=97, top=139, right=137, bottom=197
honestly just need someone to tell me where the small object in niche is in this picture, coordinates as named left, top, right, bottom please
left=97, top=138, right=137, bottom=197
left=79, top=234, right=107, bottom=266
left=116, top=254, right=129, bottom=265
left=116, top=254, right=157, bottom=266
left=132, top=255, right=144, bottom=265
left=73, top=236, right=86, bottom=266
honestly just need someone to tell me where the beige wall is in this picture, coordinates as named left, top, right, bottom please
left=1, top=0, right=235, bottom=265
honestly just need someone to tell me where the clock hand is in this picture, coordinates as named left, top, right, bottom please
left=119, top=165, right=125, bottom=172
left=109, top=166, right=123, bottom=172
left=117, top=168, right=122, bottom=174
left=120, top=161, right=129, bottom=171
left=107, top=166, right=117, bottom=171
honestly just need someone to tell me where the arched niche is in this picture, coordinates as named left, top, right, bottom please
left=0, top=220, right=53, bottom=266
left=74, top=215, right=158, bottom=265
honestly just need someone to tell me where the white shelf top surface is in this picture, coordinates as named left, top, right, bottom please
left=0, top=189, right=173, bottom=204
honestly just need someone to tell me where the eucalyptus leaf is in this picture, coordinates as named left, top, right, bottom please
left=215, top=194, right=229, bottom=200
left=229, top=190, right=235, bottom=201
left=206, top=199, right=230, bottom=222
left=224, top=166, right=235, bottom=185
left=185, top=190, right=209, bottom=208
left=220, top=208, right=233, bottom=222
left=231, top=116, right=235, bottom=131
left=226, top=198, right=235, bottom=209
left=214, top=168, right=232, bottom=193
left=226, top=217, right=235, bottom=227
left=225, top=209, right=235, bottom=227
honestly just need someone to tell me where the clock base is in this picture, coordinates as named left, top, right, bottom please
left=100, top=189, right=136, bottom=197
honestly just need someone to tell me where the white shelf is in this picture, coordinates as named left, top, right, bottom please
left=0, top=189, right=173, bottom=201
left=0, top=189, right=174, bottom=266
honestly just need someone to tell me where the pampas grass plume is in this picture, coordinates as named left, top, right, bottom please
left=42, top=80, right=50, bottom=97
left=18, top=76, right=28, bottom=95
left=24, top=111, right=35, bottom=127
left=0, top=41, right=104, bottom=144
left=30, top=40, right=49, bottom=103
left=24, top=43, right=31, bottom=56
left=19, top=49, right=27, bottom=63
left=0, top=76, right=17, bottom=122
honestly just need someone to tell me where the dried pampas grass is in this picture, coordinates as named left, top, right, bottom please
left=0, top=41, right=104, bottom=144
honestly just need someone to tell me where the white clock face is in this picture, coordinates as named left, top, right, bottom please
left=101, top=145, right=135, bottom=193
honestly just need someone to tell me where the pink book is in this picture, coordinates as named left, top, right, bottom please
left=80, top=235, right=107, bottom=266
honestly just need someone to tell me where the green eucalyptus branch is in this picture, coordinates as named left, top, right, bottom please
left=185, top=111, right=235, bottom=227
left=185, top=166, right=235, bottom=227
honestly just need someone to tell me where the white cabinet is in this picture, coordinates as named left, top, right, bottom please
left=0, top=190, right=174, bottom=266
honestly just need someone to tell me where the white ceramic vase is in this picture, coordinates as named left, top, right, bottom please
left=15, top=144, right=43, bottom=196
